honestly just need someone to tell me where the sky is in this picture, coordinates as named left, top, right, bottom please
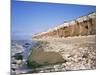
left=11, top=0, right=96, bottom=40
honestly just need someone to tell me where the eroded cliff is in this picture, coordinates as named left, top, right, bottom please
left=32, top=12, right=96, bottom=39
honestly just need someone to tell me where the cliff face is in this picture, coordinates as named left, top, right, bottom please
left=33, top=12, right=96, bottom=39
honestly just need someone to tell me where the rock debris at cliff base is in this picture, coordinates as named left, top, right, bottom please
left=29, top=35, right=96, bottom=73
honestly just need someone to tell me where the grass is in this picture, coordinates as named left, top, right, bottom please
left=27, top=41, right=65, bottom=69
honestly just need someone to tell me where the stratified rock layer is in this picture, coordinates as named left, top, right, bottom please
left=33, top=12, right=96, bottom=39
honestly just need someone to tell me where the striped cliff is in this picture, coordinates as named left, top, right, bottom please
left=32, top=12, right=96, bottom=39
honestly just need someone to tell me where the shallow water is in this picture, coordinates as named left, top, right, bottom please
left=11, top=40, right=38, bottom=74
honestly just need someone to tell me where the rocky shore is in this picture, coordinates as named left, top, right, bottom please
left=29, top=35, right=96, bottom=73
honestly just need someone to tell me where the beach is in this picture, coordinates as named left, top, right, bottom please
left=28, top=35, right=96, bottom=73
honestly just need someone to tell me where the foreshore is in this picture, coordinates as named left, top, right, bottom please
left=28, top=35, right=96, bottom=73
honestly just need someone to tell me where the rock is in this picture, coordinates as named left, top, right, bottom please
left=16, top=60, right=22, bottom=65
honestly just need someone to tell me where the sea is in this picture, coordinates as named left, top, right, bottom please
left=11, top=40, right=38, bottom=74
